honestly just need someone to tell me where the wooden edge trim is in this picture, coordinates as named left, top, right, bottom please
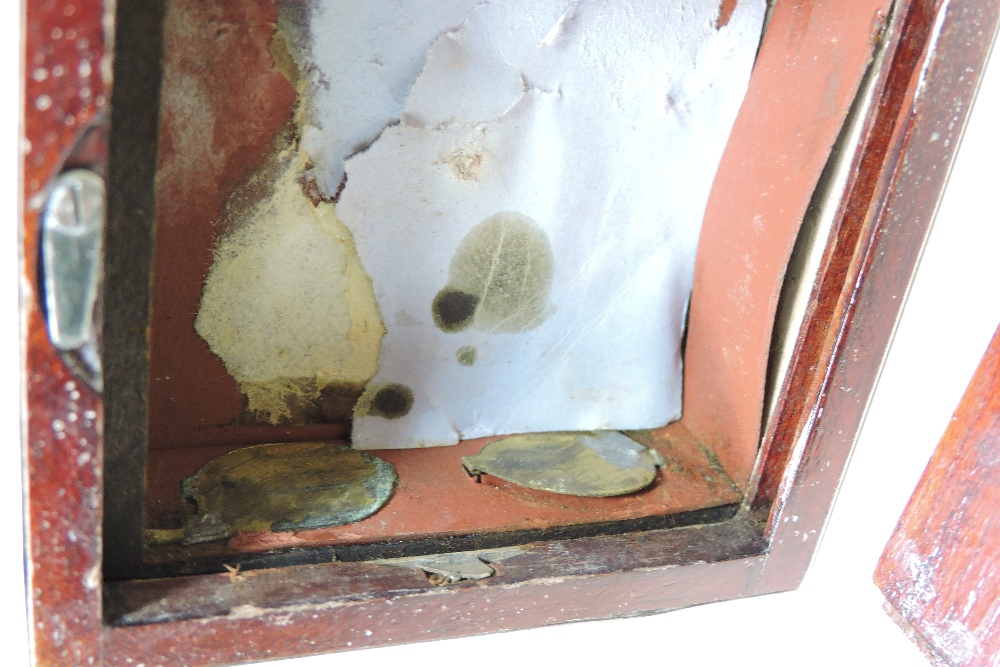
left=21, top=1, right=108, bottom=665
left=103, top=518, right=765, bottom=664
left=755, top=0, right=1000, bottom=592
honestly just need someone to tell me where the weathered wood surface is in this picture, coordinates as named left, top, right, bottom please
left=876, top=325, right=1000, bottom=666
left=143, top=423, right=741, bottom=577
left=21, top=1, right=107, bottom=665
left=99, top=0, right=927, bottom=662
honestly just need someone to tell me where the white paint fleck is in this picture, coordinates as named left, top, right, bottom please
left=84, top=563, right=100, bottom=591
left=962, top=590, right=977, bottom=618
left=35, top=95, right=52, bottom=111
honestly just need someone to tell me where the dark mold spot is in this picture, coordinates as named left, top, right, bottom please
left=456, top=346, right=477, bottom=366
left=432, top=289, right=480, bottom=332
left=368, top=384, right=414, bottom=419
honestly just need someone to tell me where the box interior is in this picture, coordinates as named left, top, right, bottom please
left=128, top=0, right=856, bottom=573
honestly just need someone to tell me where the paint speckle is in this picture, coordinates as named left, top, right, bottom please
left=35, top=95, right=52, bottom=111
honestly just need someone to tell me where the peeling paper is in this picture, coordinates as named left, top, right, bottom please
left=302, top=0, right=765, bottom=448
left=297, top=0, right=484, bottom=196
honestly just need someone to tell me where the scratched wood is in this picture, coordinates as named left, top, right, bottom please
left=21, top=1, right=107, bottom=665
left=18, top=0, right=999, bottom=665
left=875, top=325, right=1000, bottom=666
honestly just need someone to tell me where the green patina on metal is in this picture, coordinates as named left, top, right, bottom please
left=181, top=442, right=397, bottom=540
left=462, top=431, right=664, bottom=497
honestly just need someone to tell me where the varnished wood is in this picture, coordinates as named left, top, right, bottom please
left=753, top=0, right=1000, bottom=592
left=876, top=325, right=1000, bottom=666
left=21, top=2, right=108, bottom=665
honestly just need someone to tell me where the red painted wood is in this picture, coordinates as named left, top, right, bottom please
left=147, top=0, right=308, bottom=451
left=139, top=0, right=889, bottom=565
left=876, top=325, right=1000, bottom=666
left=683, top=0, right=892, bottom=490
left=22, top=1, right=108, bottom=665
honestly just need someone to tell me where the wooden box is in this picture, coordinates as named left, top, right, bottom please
left=20, top=0, right=999, bottom=664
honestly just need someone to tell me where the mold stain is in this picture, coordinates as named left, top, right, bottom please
left=180, top=442, right=397, bottom=538
left=432, top=289, right=479, bottom=332
left=433, top=211, right=554, bottom=334
left=190, top=12, right=390, bottom=426
left=456, top=345, right=477, bottom=366
left=357, top=383, right=414, bottom=420
left=194, top=152, right=386, bottom=424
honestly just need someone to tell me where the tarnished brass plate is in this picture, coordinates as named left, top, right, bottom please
left=462, top=431, right=664, bottom=497
left=181, top=442, right=397, bottom=538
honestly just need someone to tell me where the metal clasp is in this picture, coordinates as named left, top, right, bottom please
left=41, top=169, right=104, bottom=390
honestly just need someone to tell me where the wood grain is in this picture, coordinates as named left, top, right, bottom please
left=876, top=325, right=1000, bottom=666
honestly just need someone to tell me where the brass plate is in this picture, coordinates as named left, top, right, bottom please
left=462, top=431, right=664, bottom=497
left=181, top=442, right=397, bottom=539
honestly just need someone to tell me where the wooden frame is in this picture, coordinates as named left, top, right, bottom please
left=19, top=0, right=1000, bottom=665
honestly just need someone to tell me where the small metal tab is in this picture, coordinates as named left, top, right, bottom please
left=371, top=547, right=523, bottom=585
left=42, top=169, right=104, bottom=388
